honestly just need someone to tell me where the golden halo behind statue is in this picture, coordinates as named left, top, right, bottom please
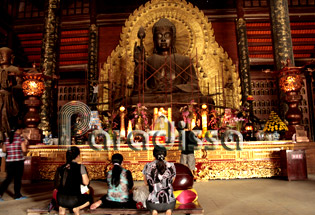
left=124, top=0, right=210, bottom=61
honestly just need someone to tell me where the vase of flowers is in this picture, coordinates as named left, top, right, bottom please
left=263, top=111, right=288, bottom=140
left=131, top=103, right=149, bottom=130
left=179, top=100, right=197, bottom=129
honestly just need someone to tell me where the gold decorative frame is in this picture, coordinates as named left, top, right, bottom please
left=27, top=141, right=293, bottom=181
left=98, top=0, right=241, bottom=112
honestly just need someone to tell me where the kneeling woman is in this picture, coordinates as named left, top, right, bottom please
left=143, top=146, right=176, bottom=215
left=55, top=146, right=92, bottom=215
left=90, top=153, right=136, bottom=209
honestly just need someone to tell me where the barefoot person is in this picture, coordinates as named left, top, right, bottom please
left=55, top=146, right=92, bottom=215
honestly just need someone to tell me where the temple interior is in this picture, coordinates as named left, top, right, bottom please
left=1, top=0, right=315, bottom=214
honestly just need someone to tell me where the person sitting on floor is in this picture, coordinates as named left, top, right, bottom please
left=90, top=153, right=136, bottom=210
left=54, top=146, right=92, bottom=215
left=143, top=145, right=176, bottom=215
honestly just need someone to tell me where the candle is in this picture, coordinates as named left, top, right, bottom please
left=120, top=106, right=126, bottom=137
left=191, top=118, right=196, bottom=130
left=167, top=107, right=172, bottom=122
left=201, top=105, right=208, bottom=136
left=127, top=120, right=133, bottom=137
left=153, top=108, right=158, bottom=125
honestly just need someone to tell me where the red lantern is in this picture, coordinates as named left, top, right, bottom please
left=21, top=63, right=45, bottom=144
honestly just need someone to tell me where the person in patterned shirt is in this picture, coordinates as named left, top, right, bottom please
left=0, top=127, right=28, bottom=201
left=143, top=145, right=176, bottom=215
left=90, top=153, right=136, bottom=210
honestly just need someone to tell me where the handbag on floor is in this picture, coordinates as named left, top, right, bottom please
left=133, top=185, right=149, bottom=209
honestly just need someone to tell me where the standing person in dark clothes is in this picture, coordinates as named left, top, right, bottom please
left=178, top=121, right=198, bottom=172
left=55, top=146, right=92, bottom=215
left=90, top=153, right=136, bottom=209
left=0, top=127, right=28, bottom=201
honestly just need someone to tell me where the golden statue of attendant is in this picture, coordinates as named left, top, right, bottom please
left=132, top=18, right=212, bottom=107
left=0, top=47, right=23, bottom=141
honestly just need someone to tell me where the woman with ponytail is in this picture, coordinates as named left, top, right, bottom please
left=90, top=153, right=136, bottom=210
left=0, top=127, right=28, bottom=201
left=143, top=145, right=176, bottom=215
left=55, top=146, right=92, bottom=215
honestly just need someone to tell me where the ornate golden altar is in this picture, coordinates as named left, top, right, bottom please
left=27, top=141, right=293, bottom=181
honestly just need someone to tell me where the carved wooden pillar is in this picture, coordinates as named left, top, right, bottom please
left=269, top=0, right=295, bottom=119
left=88, top=25, right=98, bottom=104
left=269, top=0, right=295, bottom=70
left=236, top=0, right=252, bottom=106
left=88, top=0, right=98, bottom=107
left=305, top=65, right=315, bottom=141
left=38, top=0, right=61, bottom=135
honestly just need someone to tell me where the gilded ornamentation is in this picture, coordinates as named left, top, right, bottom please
left=195, top=160, right=281, bottom=181
left=39, top=0, right=61, bottom=133
left=98, top=0, right=241, bottom=113
left=39, top=164, right=60, bottom=180
left=28, top=142, right=293, bottom=180
left=86, top=163, right=109, bottom=179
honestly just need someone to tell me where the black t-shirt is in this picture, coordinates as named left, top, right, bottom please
left=55, top=162, right=84, bottom=195
left=179, top=130, right=198, bottom=154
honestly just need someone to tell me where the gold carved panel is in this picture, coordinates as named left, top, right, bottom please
left=28, top=142, right=293, bottom=180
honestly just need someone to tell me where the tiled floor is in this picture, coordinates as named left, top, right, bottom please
left=0, top=176, right=315, bottom=215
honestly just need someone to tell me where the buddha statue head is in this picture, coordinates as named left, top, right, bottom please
left=0, top=47, right=14, bottom=68
left=152, top=18, right=176, bottom=55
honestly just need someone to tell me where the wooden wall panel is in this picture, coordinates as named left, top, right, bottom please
left=212, top=21, right=238, bottom=63
left=98, top=26, right=122, bottom=66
